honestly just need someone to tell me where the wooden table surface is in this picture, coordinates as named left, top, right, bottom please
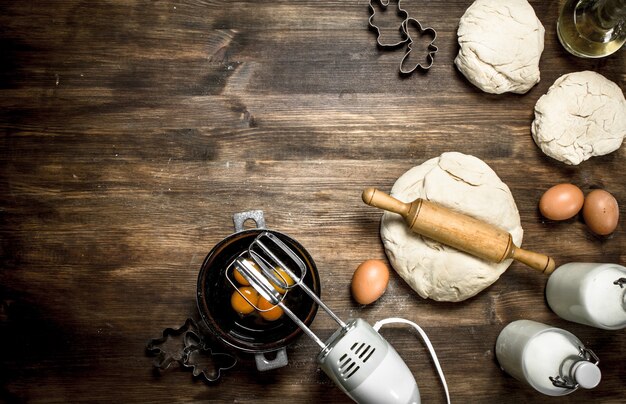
left=1, top=0, right=624, bottom=402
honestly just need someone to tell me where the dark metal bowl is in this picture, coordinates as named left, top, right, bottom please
left=196, top=229, right=320, bottom=354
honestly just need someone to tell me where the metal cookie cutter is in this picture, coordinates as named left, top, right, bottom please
left=399, top=18, right=438, bottom=73
left=181, top=331, right=237, bottom=382
left=146, top=318, right=200, bottom=370
left=367, top=0, right=438, bottom=74
left=368, top=0, right=409, bottom=47
left=146, top=318, right=237, bottom=383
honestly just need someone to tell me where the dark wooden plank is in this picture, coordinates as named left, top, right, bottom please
left=1, top=0, right=624, bottom=403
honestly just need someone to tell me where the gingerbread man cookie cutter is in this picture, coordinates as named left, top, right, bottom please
left=368, top=0, right=438, bottom=74
left=146, top=318, right=237, bottom=383
left=400, top=17, right=438, bottom=73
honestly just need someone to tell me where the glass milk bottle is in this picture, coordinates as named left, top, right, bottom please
left=495, top=320, right=601, bottom=396
left=546, top=263, right=626, bottom=330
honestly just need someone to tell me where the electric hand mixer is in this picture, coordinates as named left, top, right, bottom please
left=227, top=232, right=450, bottom=404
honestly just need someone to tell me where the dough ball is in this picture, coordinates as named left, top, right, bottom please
left=454, top=0, right=545, bottom=94
left=531, top=71, right=626, bottom=165
left=380, top=152, right=523, bottom=302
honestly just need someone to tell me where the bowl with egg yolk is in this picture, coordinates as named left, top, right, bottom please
left=196, top=228, right=321, bottom=369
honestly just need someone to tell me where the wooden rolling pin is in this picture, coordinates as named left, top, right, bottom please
left=362, top=188, right=556, bottom=275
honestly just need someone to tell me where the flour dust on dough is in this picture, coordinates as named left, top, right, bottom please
left=380, top=152, right=523, bottom=302
left=531, top=70, right=626, bottom=165
left=455, top=0, right=545, bottom=94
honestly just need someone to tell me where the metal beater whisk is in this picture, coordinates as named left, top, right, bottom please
left=226, top=232, right=346, bottom=348
left=226, top=231, right=449, bottom=404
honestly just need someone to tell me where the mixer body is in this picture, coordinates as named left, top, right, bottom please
left=317, top=318, right=420, bottom=404
left=227, top=228, right=436, bottom=403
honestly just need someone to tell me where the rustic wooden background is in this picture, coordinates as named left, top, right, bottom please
left=0, top=0, right=624, bottom=402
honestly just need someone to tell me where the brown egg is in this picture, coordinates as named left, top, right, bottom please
left=539, top=184, right=584, bottom=221
left=351, top=259, right=390, bottom=305
left=582, top=189, right=619, bottom=235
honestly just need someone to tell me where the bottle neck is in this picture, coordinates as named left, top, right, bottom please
left=576, top=0, right=626, bottom=42
left=591, top=0, right=626, bottom=29
left=558, top=356, right=582, bottom=388
left=553, top=347, right=600, bottom=390
left=616, top=277, right=626, bottom=311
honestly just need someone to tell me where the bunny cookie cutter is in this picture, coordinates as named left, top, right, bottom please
left=368, top=0, right=438, bottom=73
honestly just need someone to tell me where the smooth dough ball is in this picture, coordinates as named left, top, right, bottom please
left=531, top=71, right=626, bottom=165
left=380, top=152, right=523, bottom=302
left=454, top=0, right=545, bottom=94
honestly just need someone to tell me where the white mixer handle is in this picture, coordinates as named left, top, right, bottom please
left=373, top=318, right=451, bottom=404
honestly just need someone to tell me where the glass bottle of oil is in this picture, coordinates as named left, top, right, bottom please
left=557, top=0, right=626, bottom=58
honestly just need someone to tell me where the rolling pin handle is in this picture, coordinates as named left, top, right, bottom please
left=362, top=188, right=411, bottom=217
left=511, top=247, right=556, bottom=275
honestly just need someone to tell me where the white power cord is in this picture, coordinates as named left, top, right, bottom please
left=373, top=317, right=451, bottom=404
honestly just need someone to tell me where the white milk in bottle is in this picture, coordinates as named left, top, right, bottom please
left=546, top=263, right=626, bottom=330
left=495, top=320, right=601, bottom=396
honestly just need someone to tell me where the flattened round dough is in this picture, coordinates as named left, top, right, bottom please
left=455, top=0, right=545, bottom=94
left=531, top=71, right=626, bottom=165
left=380, top=152, right=523, bottom=302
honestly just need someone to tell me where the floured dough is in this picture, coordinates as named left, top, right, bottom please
left=531, top=71, right=626, bottom=165
left=380, top=152, right=523, bottom=302
left=455, top=0, right=545, bottom=94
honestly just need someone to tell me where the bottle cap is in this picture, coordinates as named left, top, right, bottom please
left=573, top=361, right=601, bottom=389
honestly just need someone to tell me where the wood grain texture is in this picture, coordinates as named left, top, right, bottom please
left=0, top=0, right=624, bottom=403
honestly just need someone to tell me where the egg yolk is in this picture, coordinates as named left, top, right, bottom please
left=231, top=286, right=259, bottom=315
left=233, top=267, right=249, bottom=286
left=270, top=267, right=295, bottom=294
left=228, top=263, right=294, bottom=321
left=233, top=259, right=261, bottom=286
left=258, top=297, right=284, bottom=321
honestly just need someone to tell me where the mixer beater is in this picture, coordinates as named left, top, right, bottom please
left=226, top=231, right=450, bottom=404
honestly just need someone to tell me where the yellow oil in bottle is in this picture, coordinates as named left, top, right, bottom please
left=557, top=0, right=626, bottom=58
